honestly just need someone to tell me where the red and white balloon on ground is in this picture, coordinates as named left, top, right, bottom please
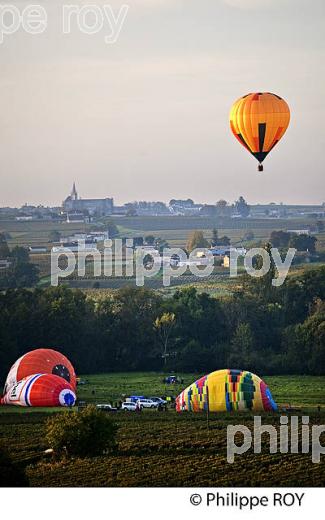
left=4, top=348, right=77, bottom=394
left=1, top=373, right=76, bottom=407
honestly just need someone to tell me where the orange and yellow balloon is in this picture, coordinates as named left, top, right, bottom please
left=229, top=92, right=290, bottom=171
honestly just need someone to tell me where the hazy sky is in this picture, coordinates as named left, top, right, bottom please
left=0, top=0, right=324, bottom=207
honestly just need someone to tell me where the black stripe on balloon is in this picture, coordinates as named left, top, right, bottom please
left=252, top=151, right=268, bottom=163
left=258, top=123, right=266, bottom=153
left=237, top=133, right=252, bottom=152
left=268, top=92, right=282, bottom=100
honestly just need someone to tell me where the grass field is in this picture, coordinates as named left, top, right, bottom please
left=2, top=215, right=324, bottom=250
left=0, top=220, right=90, bottom=248
left=1, top=373, right=325, bottom=487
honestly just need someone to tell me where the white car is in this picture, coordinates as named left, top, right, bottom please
left=122, top=401, right=138, bottom=411
left=96, top=404, right=117, bottom=412
left=137, top=399, right=159, bottom=409
left=149, top=397, right=167, bottom=406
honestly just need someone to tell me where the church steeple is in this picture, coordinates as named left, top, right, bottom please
left=71, top=182, right=78, bottom=201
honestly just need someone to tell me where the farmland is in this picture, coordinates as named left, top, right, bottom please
left=2, top=215, right=324, bottom=292
left=1, top=373, right=325, bottom=487
left=2, top=215, right=325, bottom=251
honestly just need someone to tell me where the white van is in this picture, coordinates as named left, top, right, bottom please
left=137, top=399, right=158, bottom=409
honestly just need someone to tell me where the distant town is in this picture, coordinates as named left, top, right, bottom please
left=1, top=183, right=325, bottom=223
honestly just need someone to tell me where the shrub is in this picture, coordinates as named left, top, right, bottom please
left=45, top=406, right=118, bottom=458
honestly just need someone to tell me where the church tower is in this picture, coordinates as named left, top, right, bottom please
left=71, top=182, right=78, bottom=201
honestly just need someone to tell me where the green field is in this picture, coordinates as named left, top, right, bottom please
left=2, top=215, right=324, bottom=250
left=72, top=373, right=325, bottom=408
left=1, top=373, right=325, bottom=487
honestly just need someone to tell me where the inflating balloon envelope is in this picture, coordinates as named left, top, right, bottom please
left=176, top=369, right=277, bottom=413
left=1, top=373, right=76, bottom=407
left=1, top=348, right=77, bottom=407
left=4, top=348, right=77, bottom=394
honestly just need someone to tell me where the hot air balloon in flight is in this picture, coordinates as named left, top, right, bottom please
left=229, top=92, right=290, bottom=171
left=4, top=348, right=77, bottom=394
left=1, top=374, right=76, bottom=407
left=176, top=369, right=277, bottom=413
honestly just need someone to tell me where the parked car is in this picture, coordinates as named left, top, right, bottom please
left=129, top=395, right=145, bottom=402
left=96, top=404, right=117, bottom=412
left=137, top=398, right=159, bottom=409
left=149, top=397, right=167, bottom=405
left=122, top=401, right=138, bottom=411
left=164, top=375, right=177, bottom=384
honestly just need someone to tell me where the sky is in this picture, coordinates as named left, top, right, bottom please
left=0, top=0, right=324, bottom=207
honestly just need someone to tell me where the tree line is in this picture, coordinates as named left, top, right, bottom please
left=0, top=233, right=39, bottom=288
left=0, top=264, right=325, bottom=383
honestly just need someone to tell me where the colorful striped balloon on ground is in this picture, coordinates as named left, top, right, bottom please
left=4, top=348, right=77, bottom=393
left=1, top=374, right=76, bottom=407
left=176, top=369, right=277, bottom=413
left=229, top=92, right=290, bottom=172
